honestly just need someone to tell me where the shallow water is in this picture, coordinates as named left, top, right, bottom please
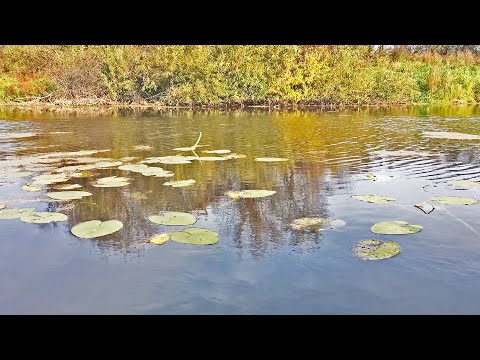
left=0, top=105, right=480, bottom=314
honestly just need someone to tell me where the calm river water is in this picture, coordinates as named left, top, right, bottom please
left=0, top=106, right=479, bottom=314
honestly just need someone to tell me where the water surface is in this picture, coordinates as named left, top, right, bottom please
left=0, top=105, right=479, bottom=314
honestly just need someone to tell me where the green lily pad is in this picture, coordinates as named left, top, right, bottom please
left=133, top=145, right=153, bottom=151
left=0, top=132, right=37, bottom=140
left=431, top=196, right=478, bottom=205
left=46, top=191, right=93, bottom=200
left=254, top=157, right=288, bottom=162
left=352, top=195, right=396, bottom=203
left=54, top=184, right=82, bottom=190
left=149, top=233, right=171, bottom=245
left=193, top=157, right=228, bottom=161
left=91, top=176, right=130, bottom=187
left=148, top=212, right=197, bottom=226
left=21, top=184, right=42, bottom=192
left=170, top=227, right=219, bottom=245
left=291, top=217, right=325, bottom=231
left=20, top=211, right=68, bottom=223
left=0, top=171, right=34, bottom=178
left=140, top=167, right=174, bottom=177
left=118, top=164, right=149, bottom=172
left=163, top=179, right=196, bottom=187
left=0, top=208, right=35, bottom=219
left=371, top=221, right=423, bottom=234
left=71, top=219, right=123, bottom=239
left=94, top=161, right=123, bottom=168
left=131, top=191, right=148, bottom=200
left=31, top=174, right=70, bottom=184
left=223, top=153, right=247, bottom=159
left=353, top=239, right=401, bottom=260
left=423, top=131, right=480, bottom=140
left=231, top=190, right=276, bottom=198
left=203, top=149, right=231, bottom=154
left=448, top=180, right=480, bottom=189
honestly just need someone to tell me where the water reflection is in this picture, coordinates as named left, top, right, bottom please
left=0, top=106, right=479, bottom=258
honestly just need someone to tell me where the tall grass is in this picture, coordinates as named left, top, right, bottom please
left=1, top=45, right=480, bottom=106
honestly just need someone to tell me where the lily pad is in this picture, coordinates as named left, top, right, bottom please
left=353, top=239, right=401, bottom=260
left=140, top=167, right=174, bottom=177
left=20, top=211, right=68, bottom=223
left=71, top=220, right=123, bottom=239
left=254, top=157, right=288, bottom=162
left=225, top=191, right=242, bottom=199
left=223, top=153, right=247, bottom=159
left=0, top=208, right=35, bottom=219
left=170, top=227, right=219, bottom=245
left=54, top=184, right=82, bottom=190
left=352, top=195, right=396, bottom=204
left=0, top=132, right=37, bottom=140
left=291, top=217, right=325, bottom=231
left=31, top=174, right=70, bottom=184
left=118, top=164, right=149, bottom=172
left=448, top=180, right=480, bottom=189
left=163, top=179, right=196, bottom=187
left=133, top=145, right=153, bottom=151
left=149, top=233, right=171, bottom=245
left=91, top=176, right=130, bottom=188
left=229, top=190, right=276, bottom=198
left=120, top=157, right=139, bottom=162
left=142, top=156, right=192, bottom=165
left=423, top=131, right=480, bottom=140
left=371, top=221, right=423, bottom=235
left=46, top=191, right=93, bottom=200
left=194, top=156, right=228, bottom=161
left=94, top=161, right=123, bottom=168
left=0, top=171, right=34, bottom=178
left=431, top=196, right=478, bottom=205
left=172, top=146, right=197, bottom=152
left=149, top=212, right=197, bottom=226
left=21, top=184, right=42, bottom=192
left=203, top=149, right=231, bottom=154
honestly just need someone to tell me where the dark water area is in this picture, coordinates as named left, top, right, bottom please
left=0, top=105, right=479, bottom=314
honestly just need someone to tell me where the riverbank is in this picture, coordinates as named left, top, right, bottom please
left=2, top=46, right=480, bottom=107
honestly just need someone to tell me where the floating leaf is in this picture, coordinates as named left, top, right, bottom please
left=448, top=180, right=480, bottom=189
left=20, top=212, right=68, bottom=223
left=203, top=149, right=231, bottom=154
left=94, top=161, right=123, bottom=168
left=170, top=227, right=219, bottom=245
left=142, top=156, right=192, bottom=165
left=140, top=167, right=174, bottom=177
left=54, top=184, right=82, bottom=190
left=0, top=208, right=35, bottom=219
left=223, top=153, right=247, bottom=159
left=414, top=201, right=435, bottom=214
left=91, top=176, right=130, bottom=188
left=31, top=174, right=70, bottom=184
left=21, top=184, right=42, bottom=192
left=193, top=156, right=228, bottom=161
left=290, top=217, right=346, bottom=231
left=118, top=164, right=149, bottom=172
left=371, top=221, right=423, bottom=235
left=423, top=131, right=480, bottom=140
left=0, top=132, right=37, bottom=140
left=0, top=171, right=33, bottom=178
left=352, top=195, right=396, bottom=204
left=71, top=220, right=123, bottom=239
left=353, top=239, right=401, bottom=260
left=149, top=233, right=171, bottom=245
left=130, top=191, right=148, bottom=200
left=173, top=146, right=196, bottom=152
left=149, top=212, right=197, bottom=226
left=133, top=145, right=153, bottom=151
left=120, top=157, right=139, bottom=162
left=255, top=157, right=288, bottom=162
left=163, top=179, right=196, bottom=187
left=431, top=196, right=478, bottom=205
left=46, top=191, right=93, bottom=200
left=225, top=191, right=242, bottom=199
left=234, top=190, right=276, bottom=198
